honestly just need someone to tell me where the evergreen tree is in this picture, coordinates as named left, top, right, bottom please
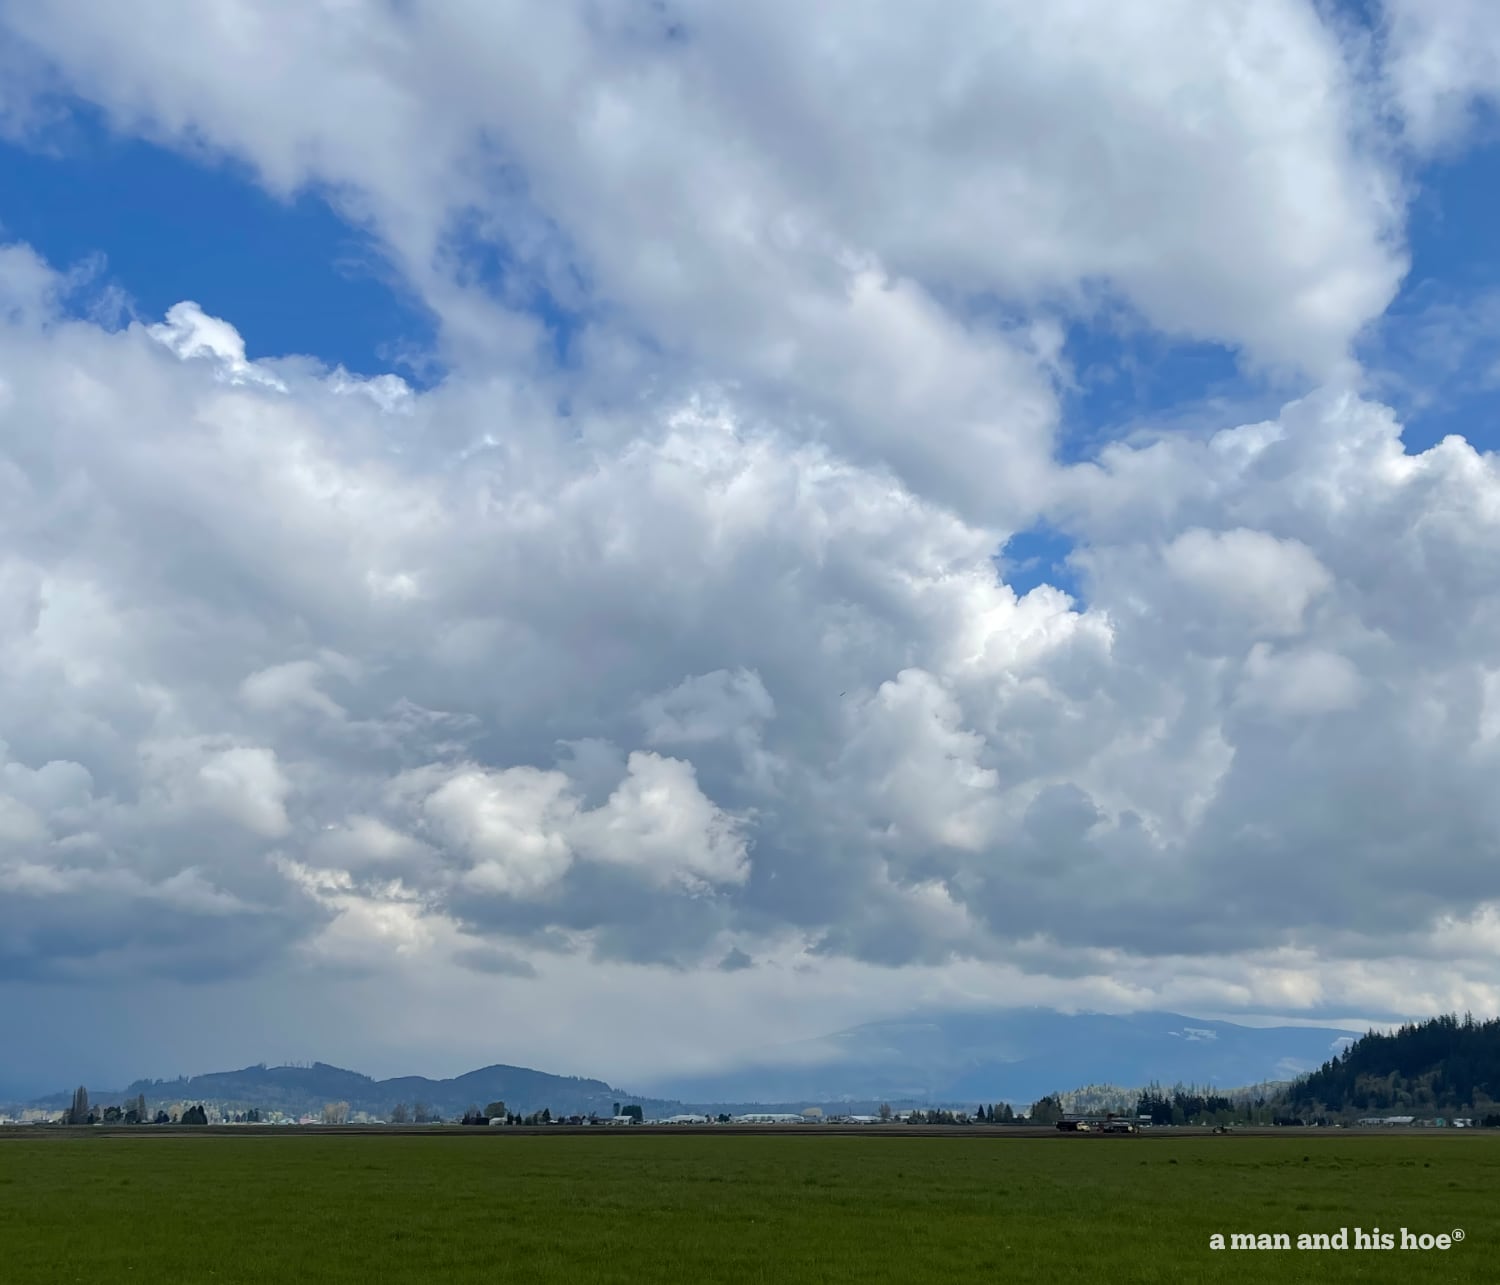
left=1028, top=1095, right=1063, bottom=1124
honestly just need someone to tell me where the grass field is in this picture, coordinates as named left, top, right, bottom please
left=2, top=1131, right=1494, bottom=1282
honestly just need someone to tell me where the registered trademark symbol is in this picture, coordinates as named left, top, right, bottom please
left=1452, top=1229, right=1465, bottom=1242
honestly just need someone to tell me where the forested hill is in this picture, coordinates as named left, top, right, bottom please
left=24, top=1062, right=680, bottom=1120
left=1280, top=1014, right=1500, bottom=1115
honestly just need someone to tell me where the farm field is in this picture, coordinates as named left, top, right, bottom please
left=1, top=1131, right=1494, bottom=1283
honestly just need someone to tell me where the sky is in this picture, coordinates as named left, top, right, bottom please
left=3, top=0, right=1500, bottom=1098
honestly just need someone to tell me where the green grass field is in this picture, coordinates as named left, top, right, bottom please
left=1, top=1132, right=1493, bottom=1282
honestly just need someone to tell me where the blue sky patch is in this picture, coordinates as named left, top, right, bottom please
left=1056, top=320, right=1279, bottom=461
left=1361, top=140, right=1500, bottom=455
left=0, top=101, right=437, bottom=382
left=999, top=523, right=1083, bottom=603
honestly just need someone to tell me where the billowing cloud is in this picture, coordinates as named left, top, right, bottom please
left=1, top=0, right=1499, bottom=1086
left=3, top=1, right=1404, bottom=494
left=1382, top=0, right=1500, bottom=150
left=420, top=766, right=579, bottom=898
left=140, top=739, right=293, bottom=840
left=1, top=272, right=1498, bottom=1001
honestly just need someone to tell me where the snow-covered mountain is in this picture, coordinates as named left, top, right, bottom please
left=644, top=1008, right=1362, bottom=1106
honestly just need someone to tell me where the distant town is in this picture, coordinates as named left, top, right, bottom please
left=9, top=1085, right=1495, bottom=1133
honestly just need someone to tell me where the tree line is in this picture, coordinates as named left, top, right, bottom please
left=1279, top=1013, right=1500, bottom=1117
left=61, top=1086, right=230, bottom=1126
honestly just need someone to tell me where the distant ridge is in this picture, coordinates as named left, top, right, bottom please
left=19, top=1061, right=682, bottom=1120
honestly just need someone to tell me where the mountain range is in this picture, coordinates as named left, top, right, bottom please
left=18, top=1061, right=679, bottom=1121
left=9, top=1007, right=1364, bottom=1118
left=641, top=1009, right=1363, bottom=1107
